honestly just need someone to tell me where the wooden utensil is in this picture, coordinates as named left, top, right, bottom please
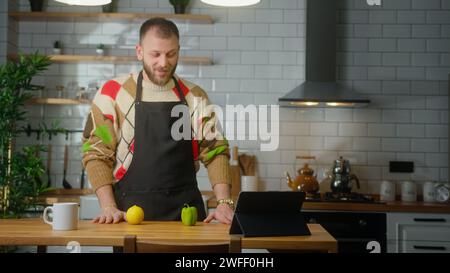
left=238, top=154, right=256, bottom=176
left=248, top=156, right=256, bottom=176
left=62, top=145, right=72, bottom=189
left=230, top=146, right=241, bottom=198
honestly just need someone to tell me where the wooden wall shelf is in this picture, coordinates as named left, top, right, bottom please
left=44, top=189, right=94, bottom=195
left=9, top=11, right=213, bottom=24
left=9, top=54, right=213, bottom=65
left=28, top=98, right=91, bottom=105
left=48, top=54, right=213, bottom=65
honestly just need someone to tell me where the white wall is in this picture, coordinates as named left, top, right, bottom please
left=8, top=0, right=449, bottom=195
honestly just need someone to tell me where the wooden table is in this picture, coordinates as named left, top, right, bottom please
left=0, top=219, right=337, bottom=253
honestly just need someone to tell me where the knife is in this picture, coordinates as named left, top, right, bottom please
left=80, top=166, right=85, bottom=189
left=62, top=145, right=72, bottom=189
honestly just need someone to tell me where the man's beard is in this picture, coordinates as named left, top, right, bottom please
left=143, top=61, right=177, bottom=86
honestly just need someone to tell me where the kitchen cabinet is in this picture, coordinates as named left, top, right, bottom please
left=387, top=212, right=450, bottom=253
left=302, top=211, right=387, bottom=253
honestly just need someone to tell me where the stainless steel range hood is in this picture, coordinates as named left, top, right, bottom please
left=278, top=0, right=370, bottom=108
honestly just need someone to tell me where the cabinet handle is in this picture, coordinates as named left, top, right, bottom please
left=413, top=245, right=446, bottom=251
left=413, top=218, right=446, bottom=222
left=358, top=219, right=367, bottom=227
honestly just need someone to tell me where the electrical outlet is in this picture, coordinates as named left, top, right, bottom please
left=367, top=0, right=381, bottom=6
left=389, top=161, right=414, bottom=173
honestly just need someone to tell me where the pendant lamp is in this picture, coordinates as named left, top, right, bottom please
left=54, top=0, right=111, bottom=6
left=200, top=0, right=260, bottom=7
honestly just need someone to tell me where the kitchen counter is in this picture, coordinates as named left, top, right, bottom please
left=37, top=190, right=214, bottom=206
left=208, top=196, right=450, bottom=214
left=0, top=219, right=337, bottom=253
left=302, top=201, right=450, bottom=214
left=41, top=190, right=450, bottom=214
left=37, top=189, right=94, bottom=205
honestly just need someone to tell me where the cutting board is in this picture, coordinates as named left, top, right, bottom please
left=230, top=146, right=241, bottom=198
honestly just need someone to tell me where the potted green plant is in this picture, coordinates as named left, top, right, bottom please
left=53, top=40, right=62, bottom=55
left=0, top=52, right=54, bottom=219
left=96, top=44, right=105, bottom=55
left=102, top=0, right=117, bottom=13
left=169, top=0, right=190, bottom=14
left=29, top=0, right=45, bottom=12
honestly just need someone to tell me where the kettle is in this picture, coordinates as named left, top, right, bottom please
left=327, top=157, right=360, bottom=194
left=285, top=156, right=319, bottom=196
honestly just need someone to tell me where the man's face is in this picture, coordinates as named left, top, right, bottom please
left=136, top=28, right=179, bottom=86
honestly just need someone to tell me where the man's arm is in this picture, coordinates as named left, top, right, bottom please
left=186, top=84, right=233, bottom=224
left=82, top=80, right=125, bottom=224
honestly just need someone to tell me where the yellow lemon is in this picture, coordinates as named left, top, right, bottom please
left=126, top=205, right=144, bottom=225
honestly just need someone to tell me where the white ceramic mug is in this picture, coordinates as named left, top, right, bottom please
left=401, top=181, right=417, bottom=202
left=241, top=176, right=258, bottom=192
left=43, top=203, right=79, bottom=231
left=423, top=181, right=436, bottom=203
left=380, top=180, right=396, bottom=202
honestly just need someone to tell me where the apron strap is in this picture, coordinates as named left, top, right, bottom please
left=135, top=71, right=144, bottom=104
left=172, top=76, right=188, bottom=106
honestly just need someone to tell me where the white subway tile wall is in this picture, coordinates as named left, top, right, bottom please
left=0, top=0, right=448, bottom=192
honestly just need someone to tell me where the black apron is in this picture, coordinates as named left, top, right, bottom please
left=113, top=71, right=206, bottom=221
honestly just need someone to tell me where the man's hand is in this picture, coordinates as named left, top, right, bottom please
left=204, top=204, right=234, bottom=225
left=92, top=206, right=126, bottom=224
left=93, top=185, right=126, bottom=224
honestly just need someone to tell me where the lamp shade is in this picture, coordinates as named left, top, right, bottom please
left=54, top=0, right=111, bottom=6
left=200, top=0, right=260, bottom=7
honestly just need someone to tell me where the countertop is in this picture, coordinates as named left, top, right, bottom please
left=0, top=219, right=337, bottom=252
left=39, top=190, right=450, bottom=214
left=37, top=190, right=214, bottom=206
left=208, top=196, right=450, bottom=214
left=301, top=200, right=450, bottom=214
left=36, top=189, right=94, bottom=205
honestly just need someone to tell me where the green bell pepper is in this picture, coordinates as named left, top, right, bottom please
left=181, top=203, right=197, bottom=226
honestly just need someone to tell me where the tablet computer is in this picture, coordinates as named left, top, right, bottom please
left=229, top=191, right=311, bottom=237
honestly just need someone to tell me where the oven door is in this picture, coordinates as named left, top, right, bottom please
left=302, top=211, right=387, bottom=253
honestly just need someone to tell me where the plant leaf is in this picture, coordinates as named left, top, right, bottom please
left=94, top=125, right=112, bottom=144
left=205, top=145, right=227, bottom=162
left=82, top=142, right=91, bottom=153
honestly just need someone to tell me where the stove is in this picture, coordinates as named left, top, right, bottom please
left=305, top=192, right=383, bottom=203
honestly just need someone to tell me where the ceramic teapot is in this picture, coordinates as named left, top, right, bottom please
left=285, top=156, right=319, bottom=195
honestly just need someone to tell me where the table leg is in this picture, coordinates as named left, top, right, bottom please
left=113, top=246, right=123, bottom=253
left=229, top=235, right=242, bottom=253
left=37, top=245, right=47, bottom=253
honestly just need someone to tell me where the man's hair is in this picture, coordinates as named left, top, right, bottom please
left=139, top=17, right=180, bottom=43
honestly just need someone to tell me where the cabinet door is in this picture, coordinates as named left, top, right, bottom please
left=387, top=213, right=450, bottom=242
left=387, top=241, right=397, bottom=253
left=398, top=225, right=450, bottom=241
left=400, top=240, right=450, bottom=253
